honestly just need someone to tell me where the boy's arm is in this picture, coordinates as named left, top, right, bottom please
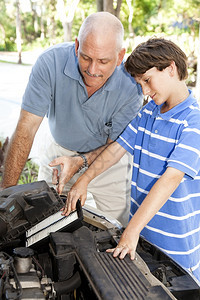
left=107, top=167, right=185, bottom=260
left=62, top=141, right=127, bottom=215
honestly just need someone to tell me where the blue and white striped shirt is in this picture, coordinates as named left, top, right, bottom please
left=117, top=90, right=200, bottom=282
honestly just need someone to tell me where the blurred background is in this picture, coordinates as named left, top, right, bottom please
left=0, top=0, right=200, bottom=183
left=0, top=0, right=199, bottom=87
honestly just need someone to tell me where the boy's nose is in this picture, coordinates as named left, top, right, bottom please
left=142, top=86, right=151, bottom=96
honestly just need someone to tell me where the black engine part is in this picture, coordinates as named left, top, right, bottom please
left=0, top=181, right=64, bottom=247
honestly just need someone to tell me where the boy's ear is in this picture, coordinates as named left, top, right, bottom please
left=169, top=61, right=176, bottom=77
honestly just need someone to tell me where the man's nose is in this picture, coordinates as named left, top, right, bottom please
left=87, top=61, right=98, bottom=75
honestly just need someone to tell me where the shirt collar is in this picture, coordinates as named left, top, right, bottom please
left=153, top=89, right=197, bottom=120
left=63, top=44, right=80, bottom=81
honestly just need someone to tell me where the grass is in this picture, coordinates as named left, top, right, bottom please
left=0, top=59, right=33, bottom=66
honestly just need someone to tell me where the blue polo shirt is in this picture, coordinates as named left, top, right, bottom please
left=22, top=43, right=143, bottom=152
left=117, top=91, right=200, bottom=282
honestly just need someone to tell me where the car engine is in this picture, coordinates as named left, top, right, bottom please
left=0, top=181, right=199, bottom=300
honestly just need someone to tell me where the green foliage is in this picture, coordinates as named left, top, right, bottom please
left=18, top=159, right=39, bottom=185
left=0, top=158, right=39, bottom=186
left=72, top=0, right=96, bottom=40
left=20, top=12, right=40, bottom=43
left=0, top=137, right=39, bottom=186
left=0, top=0, right=199, bottom=87
left=0, top=0, right=16, bottom=50
left=0, top=0, right=200, bottom=51
left=22, top=37, right=51, bottom=52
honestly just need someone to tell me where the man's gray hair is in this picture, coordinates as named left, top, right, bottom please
left=78, top=12, right=124, bottom=51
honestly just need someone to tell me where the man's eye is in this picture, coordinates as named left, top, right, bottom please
left=82, top=56, right=90, bottom=61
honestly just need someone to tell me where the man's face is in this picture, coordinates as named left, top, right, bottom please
left=75, top=35, right=125, bottom=91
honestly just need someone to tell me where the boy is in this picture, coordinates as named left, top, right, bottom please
left=63, top=38, right=200, bottom=282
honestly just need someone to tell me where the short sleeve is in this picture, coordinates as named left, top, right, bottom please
left=167, top=114, right=200, bottom=178
left=21, top=55, right=53, bottom=117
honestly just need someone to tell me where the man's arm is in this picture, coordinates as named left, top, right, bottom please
left=61, top=141, right=127, bottom=215
left=49, top=138, right=115, bottom=194
left=107, top=167, right=185, bottom=260
left=1, top=109, right=43, bottom=189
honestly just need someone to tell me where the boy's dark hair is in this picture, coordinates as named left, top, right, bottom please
left=125, top=38, right=188, bottom=80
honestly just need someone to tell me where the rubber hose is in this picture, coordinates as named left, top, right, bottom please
left=53, top=271, right=81, bottom=295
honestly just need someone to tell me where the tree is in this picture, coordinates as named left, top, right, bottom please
left=0, top=1, right=6, bottom=49
left=47, top=0, right=57, bottom=44
left=125, top=0, right=134, bottom=36
left=16, top=0, right=22, bottom=64
left=96, top=0, right=103, bottom=11
left=0, top=1, right=16, bottom=51
left=57, top=0, right=80, bottom=42
left=167, top=0, right=200, bottom=101
left=30, top=0, right=39, bottom=34
left=96, top=0, right=122, bottom=18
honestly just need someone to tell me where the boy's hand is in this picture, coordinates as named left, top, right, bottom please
left=106, top=228, right=139, bottom=260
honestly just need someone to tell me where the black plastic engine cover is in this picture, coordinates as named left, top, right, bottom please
left=0, top=181, right=64, bottom=247
left=50, top=227, right=176, bottom=300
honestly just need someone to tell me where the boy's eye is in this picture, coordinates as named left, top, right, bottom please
left=144, top=78, right=149, bottom=83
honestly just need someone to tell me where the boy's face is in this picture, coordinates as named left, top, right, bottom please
left=135, top=66, right=174, bottom=106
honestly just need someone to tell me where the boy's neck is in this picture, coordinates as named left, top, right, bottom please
left=161, top=84, right=189, bottom=114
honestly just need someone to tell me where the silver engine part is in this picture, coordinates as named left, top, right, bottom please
left=0, top=247, right=54, bottom=300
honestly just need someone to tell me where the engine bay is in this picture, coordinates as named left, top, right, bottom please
left=0, top=181, right=199, bottom=300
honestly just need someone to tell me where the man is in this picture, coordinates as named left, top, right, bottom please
left=1, top=12, right=142, bottom=226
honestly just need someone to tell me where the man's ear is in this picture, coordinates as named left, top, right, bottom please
left=75, top=38, right=79, bottom=56
left=117, top=48, right=126, bottom=66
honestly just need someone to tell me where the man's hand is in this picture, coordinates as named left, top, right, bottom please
left=49, top=141, right=117, bottom=194
left=49, top=155, right=83, bottom=194
left=61, top=176, right=89, bottom=216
